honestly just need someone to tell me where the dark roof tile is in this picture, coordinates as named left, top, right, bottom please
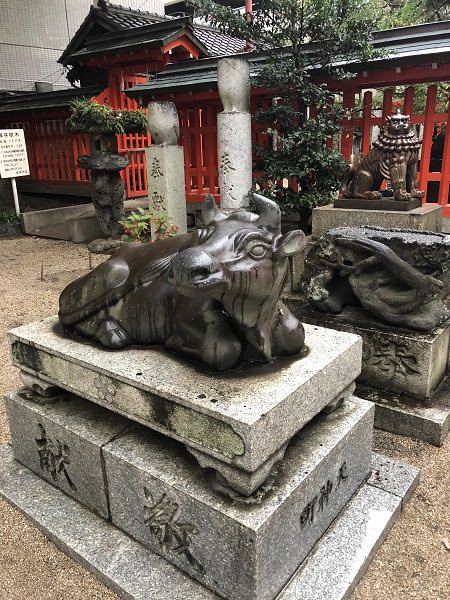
left=193, top=27, right=246, bottom=56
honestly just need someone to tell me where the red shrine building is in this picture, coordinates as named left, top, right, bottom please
left=1, top=1, right=450, bottom=214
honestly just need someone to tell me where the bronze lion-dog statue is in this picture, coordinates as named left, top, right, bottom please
left=340, top=111, right=424, bottom=202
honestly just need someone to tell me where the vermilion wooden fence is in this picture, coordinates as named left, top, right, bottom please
left=178, top=96, right=272, bottom=203
left=7, top=117, right=91, bottom=183
left=2, top=73, right=151, bottom=200
left=2, top=81, right=450, bottom=213
left=178, top=102, right=221, bottom=203
left=90, top=72, right=151, bottom=198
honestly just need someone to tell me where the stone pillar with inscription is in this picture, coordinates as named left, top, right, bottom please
left=217, top=57, right=253, bottom=212
left=146, top=101, right=187, bottom=239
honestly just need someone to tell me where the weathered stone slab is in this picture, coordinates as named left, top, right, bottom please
left=358, top=379, right=450, bottom=446
left=285, top=301, right=450, bottom=401
left=8, top=317, right=362, bottom=475
left=0, top=441, right=418, bottom=600
left=368, top=452, right=420, bottom=505
left=4, top=388, right=131, bottom=518
left=279, top=484, right=401, bottom=600
left=103, top=397, right=374, bottom=600
left=311, top=203, right=442, bottom=239
left=185, top=381, right=356, bottom=496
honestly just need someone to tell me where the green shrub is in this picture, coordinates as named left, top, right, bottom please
left=0, top=210, right=19, bottom=224
left=66, top=100, right=148, bottom=135
left=120, top=208, right=180, bottom=243
left=192, top=0, right=378, bottom=218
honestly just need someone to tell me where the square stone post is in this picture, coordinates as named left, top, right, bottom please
left=146, top=102, right=187, bottom=239
left=217, top=57, right=253, bottom=212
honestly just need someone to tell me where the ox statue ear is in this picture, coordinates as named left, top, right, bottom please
left=276, top=230, right=307, bottom=257
left=202, top=193, right=226, bottom=225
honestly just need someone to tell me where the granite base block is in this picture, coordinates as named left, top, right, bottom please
left=9, top=317, right=362, bottom=476
left=0, top=444, right=216, bottom=600
left=285, top=302, right=450, bottom=401
left=4, top=388, right=132, bottom=518
left=0, top=443, right=419, bottom=600
left=358, top=379, right=450, bottom=447
left=279, top=484, right=401, bottom=600
left=311, top=203, right=442, bottom=239
left=103, top=397, right=374, bottom=600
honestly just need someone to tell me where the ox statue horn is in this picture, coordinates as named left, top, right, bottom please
left=253, top=193, right=281, bottom=234
left=202, top=193, right=226, bottom=225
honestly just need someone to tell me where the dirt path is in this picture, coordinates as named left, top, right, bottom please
left=0, top=236, right=449, bottom=600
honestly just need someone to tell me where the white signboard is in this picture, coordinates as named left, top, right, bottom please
left=0, top=129, right=29, bottom=179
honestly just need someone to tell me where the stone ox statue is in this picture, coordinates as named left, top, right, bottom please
left=59, top=194, right=306, bottom=370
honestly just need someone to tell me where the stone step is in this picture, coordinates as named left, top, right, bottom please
left=4, top=387, right=374, bottom=600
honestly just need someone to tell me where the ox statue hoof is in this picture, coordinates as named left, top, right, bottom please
left=97, top=319, right=130, bottom=349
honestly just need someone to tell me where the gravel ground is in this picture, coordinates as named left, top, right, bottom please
left=0, top=235, right=449, bottom=600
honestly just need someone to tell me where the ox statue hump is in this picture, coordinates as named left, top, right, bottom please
left=58, top=193, right=307, bottom=371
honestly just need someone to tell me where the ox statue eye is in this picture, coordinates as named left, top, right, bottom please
left=249, top=244, right=267, bottom=259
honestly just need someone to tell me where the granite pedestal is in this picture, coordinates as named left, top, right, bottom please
left=311, top=203, right=442, bottom=239
left=0, top=394, right=419, bottom=600
left=8, top=317, right=362, bottom=495
left=3, top=313, right=420, bottom=599
left=285, top=298, right=450, bottom=445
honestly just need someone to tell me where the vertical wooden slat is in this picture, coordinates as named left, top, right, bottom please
left=54, top=120, right=65, bottom=179
left=42, top=122, right=51, bottom=180
left=403, top=86, right=415, bottom=117
left=136, top=145, right=143, bottom=193
left=340, top=87, right=355, bottom=159
left=206, top=105, right=217, bottom=194
left=361, top=91, right=373, bottom=156
left=130, top=134, right=137, bottom=195
left=326, top=96, right=335, bottom=150
left=178, top=107, right=188, bottom=198
left=72, top=137, right=81, bottom=181
left=418, top=85, right=438, bottom=197
left=46, top=121, right=56, bottom=180
left=438, top=92, right=450, bottom=207
left=382, top=88, right=393, bottom=121
left=192, top=106, right=201, bottom=192
left=31, top=120, right=42, bottom=180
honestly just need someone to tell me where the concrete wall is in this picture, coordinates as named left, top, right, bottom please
left=0, top=0, right=165, bottom=92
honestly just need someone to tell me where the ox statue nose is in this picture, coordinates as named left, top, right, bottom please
left=169, top=248, right=222, bottom=288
